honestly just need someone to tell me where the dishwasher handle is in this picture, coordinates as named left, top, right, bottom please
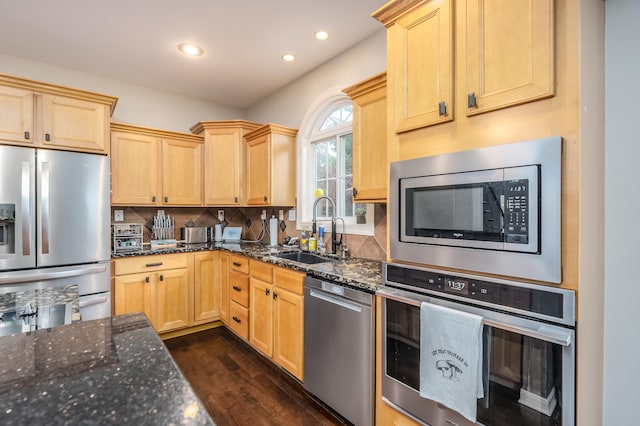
left=309, top=289, right=363, bottom=313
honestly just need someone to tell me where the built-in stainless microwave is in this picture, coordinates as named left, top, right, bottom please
left=390, top=136, right=562, bottom=283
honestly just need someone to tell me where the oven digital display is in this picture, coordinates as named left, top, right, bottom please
left=444, top=277, right=469, bottom=295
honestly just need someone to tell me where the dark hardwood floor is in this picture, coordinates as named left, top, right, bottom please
left=165, top=326, right=349, bottom=426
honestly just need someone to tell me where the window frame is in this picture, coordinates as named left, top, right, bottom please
left=296, top=86, right=374, bottom=237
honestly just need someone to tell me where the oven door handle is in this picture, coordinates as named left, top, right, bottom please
left=483, top=320, right=572, bottom=347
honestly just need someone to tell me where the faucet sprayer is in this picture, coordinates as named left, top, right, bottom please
left=311, top=195, right=341, bottom=255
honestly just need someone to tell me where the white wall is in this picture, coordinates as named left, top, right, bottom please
left=604, top=0, right=640, bottom=424
left=0, top=53, right=244, bottom=133
left=245, top=29, right=386, bottom=127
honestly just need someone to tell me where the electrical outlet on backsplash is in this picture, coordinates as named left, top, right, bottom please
left=109, top=204, right=387, bottom=261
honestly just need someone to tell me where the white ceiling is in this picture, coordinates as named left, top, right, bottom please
left=0, top=0, right=388, bottom=109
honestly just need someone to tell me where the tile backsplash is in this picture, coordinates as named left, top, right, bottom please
left=111, top=204, right=387, bottom=262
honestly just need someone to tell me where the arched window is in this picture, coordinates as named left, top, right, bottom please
left=297, top=87, right=373, bottom=236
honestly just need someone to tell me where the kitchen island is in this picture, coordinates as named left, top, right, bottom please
left=0, top=313, right=214, bottom=425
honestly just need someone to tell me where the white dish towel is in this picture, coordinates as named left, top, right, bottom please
left=419, top=302, right=484, bottom=423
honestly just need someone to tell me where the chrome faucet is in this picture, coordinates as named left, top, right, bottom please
left=312, top=196, right=341, bottom=255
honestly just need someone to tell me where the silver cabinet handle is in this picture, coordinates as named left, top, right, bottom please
left=40, top=161, right=50, bottom=254
left=21, top=161, right=31, bottom=255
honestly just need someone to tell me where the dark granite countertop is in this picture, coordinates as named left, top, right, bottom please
left=113, top=242, right=384, bottom=293
left=0, top=313, right=214, bottom=425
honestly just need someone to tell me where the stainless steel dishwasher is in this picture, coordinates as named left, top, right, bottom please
left=304, top=276, right=374, bottom=426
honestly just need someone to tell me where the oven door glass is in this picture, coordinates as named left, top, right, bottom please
left=385, top=298, right=569, bottom=425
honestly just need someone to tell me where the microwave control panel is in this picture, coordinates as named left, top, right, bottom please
left=504, top=179, right=529, bottom=244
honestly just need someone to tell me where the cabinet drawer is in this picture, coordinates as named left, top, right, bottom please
left=228, top=301, right=249, bottom=341
left=114, top=253, right=188, bottom=275
left=274, top=267, right=305, bottom=295
left=229, top=271, right=249, bottom=307
left=229, top=255, right=249, bottom=274
left=250, top=259, right=273, bottom=283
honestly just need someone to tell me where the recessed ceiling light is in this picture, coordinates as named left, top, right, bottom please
left=178, top=43, right=204, bottom=57
left=315, top=31, right=329, bottom=40
left=282, top=53, right=295, bottom=62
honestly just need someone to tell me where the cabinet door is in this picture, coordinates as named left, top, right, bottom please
left=39, top=94, right=110, bottom=153
left=249, top=277, right=273, bottom=357
left=387, top=0, right=453, bottom=132
left=114, top=272, right=154, bottom=324
left=155, top=267, right=190, bottom=333
left=193, top=252, right=218, bottom=324
left=204, top=128, right=242, bottom=205
left=111, top=131, right=161, bottom=205
left=218, top=253, right=230, bottom=323
left=347, top=73, right=388, bottom=203
left=245, top=133, right=270, bottom=205
left=465, top=0, right=554, bottom=115
left=273, top=287, right=304, bottom=381
left=0, top=85, right=34, bottom=144
left=162, top=138, right=203, bottom=206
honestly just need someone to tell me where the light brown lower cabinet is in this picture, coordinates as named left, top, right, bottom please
left=114, top=253, right=189, bottom=333
left=114, top=252, right=220, bottom=334
left=191, top=252, right=219, bottom=324
left=249, top=259, right=305, bottom=381
left=226, top=254, right=250, bottom=340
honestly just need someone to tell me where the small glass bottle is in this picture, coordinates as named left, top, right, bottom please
left=300, top=230, right=308, bottom=251
left=317, top=226, right=326, bottom=254
left=308, top=236, right=317, bottom=252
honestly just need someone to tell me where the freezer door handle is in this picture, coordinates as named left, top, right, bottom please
left=0, top=264, right=108, bottom=285
left=79, top=295, right=108, bottom=309
left=21, top=161, right=31, bottom=255
left=40, top=161, right=50, bottom=254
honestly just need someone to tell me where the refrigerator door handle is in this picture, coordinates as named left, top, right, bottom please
left=41, top=161, right=50, bottom=254
left=21, top=161, right=31, bottom=255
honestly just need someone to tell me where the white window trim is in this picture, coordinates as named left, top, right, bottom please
left=296, top=86, right=374, bottom=237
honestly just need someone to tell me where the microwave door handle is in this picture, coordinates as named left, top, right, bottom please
left=21, top=161, right=31, bottom=255
left=40, top=161, right=50, bottom=254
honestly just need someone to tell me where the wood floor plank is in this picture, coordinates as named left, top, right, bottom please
left=165, top=326, right=348, bottom=426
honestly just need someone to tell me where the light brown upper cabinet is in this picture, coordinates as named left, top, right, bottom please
left=343, top=72, right=388, bottom=203
left=190, top=120, right=262, bottom=206
left=110, top=122, right=203, bottom=206
left=0, top=74, right=116, bottom=154
left=465, top=0, right=554, bottom=115
left=373, top=0, right=453, bottom=133
left=244, top=124, right=297, bottom=206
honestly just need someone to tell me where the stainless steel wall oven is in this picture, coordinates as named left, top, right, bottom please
left=379, top=262, right=576, bottom=426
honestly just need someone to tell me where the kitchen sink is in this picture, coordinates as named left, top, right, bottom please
left=275, top=252, right=333, bottom=264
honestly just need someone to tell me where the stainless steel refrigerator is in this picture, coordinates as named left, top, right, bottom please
left=0, top=145, right=111, bottom=325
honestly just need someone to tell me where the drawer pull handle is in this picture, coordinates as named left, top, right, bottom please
left=146, top=262, right=163, bottom=267
left=232, top=316, right=241, bottom=323
left=232, top=262, right=242, bottom=267
left=45, top=133, right=51, bottom=142
left=24, top=131, right=30, bottom=140
left=159, top=274, right=164, bottom=281
left=265, top=288, right=270, bottom=296
left=273, top=291, right=278, bottom=299
left=145, top=276, right=150, bottom=283
left=232, top=286, right=242, bottom=292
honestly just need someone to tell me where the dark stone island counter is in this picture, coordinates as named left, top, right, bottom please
left=0, top=313, right=214, bottom=425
